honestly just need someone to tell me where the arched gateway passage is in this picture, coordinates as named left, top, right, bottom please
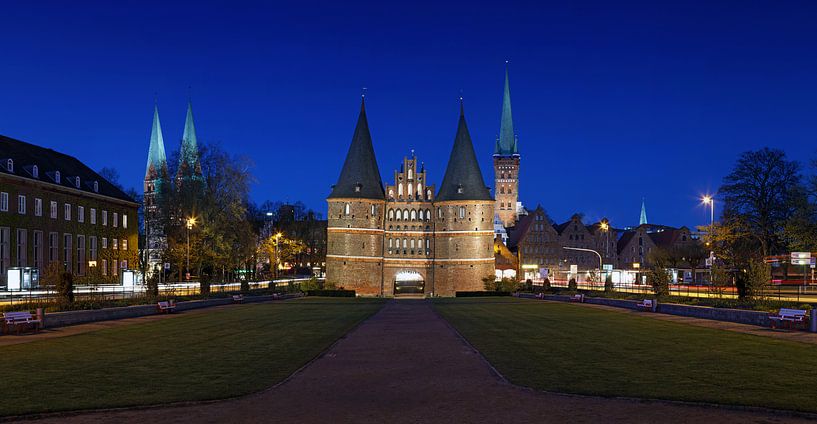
left=394, top=271, right=424, bottom=295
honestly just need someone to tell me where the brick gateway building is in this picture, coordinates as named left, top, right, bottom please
left=326, top=99, right=495, bottom=296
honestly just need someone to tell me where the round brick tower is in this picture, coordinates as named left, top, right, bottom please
left=432, top=103, right=496, bottom=296
left=325, top=99, right=387, bottom=295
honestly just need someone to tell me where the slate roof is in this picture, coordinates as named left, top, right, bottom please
left=436, top=104, right=493, bottom=202
left=328, top=99, right=385, bottom=200
left=0, top=134, right=137, bottom=203
left=506, top=212, right=535, bottom=250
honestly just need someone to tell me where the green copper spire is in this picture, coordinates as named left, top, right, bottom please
left=145, top=104, right=167, bottom=178
left=640, top=198, right=648, bottom=225
left=178, top=100, right=201, bottom=178
left=495, top=65, right=518, bottom=156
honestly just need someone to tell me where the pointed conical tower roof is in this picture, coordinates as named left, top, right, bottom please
left=177, top=100, right=201, bottom=178
left=437, top=102, right=493, bottom=202
left=640, top=198, right=648, bottom=225
left=328, top=98, right=384, bottom=199
left=495, top=66, right=518, bottom=156
left=145, top=104, right=167, bottom=179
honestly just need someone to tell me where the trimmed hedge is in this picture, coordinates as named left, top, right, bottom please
left=305, top=290, right=356, bottom=297
left=456, top=291, right=512, bottom=297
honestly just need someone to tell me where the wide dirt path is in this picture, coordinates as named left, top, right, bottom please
left=17, top=300, right=810, bottom=423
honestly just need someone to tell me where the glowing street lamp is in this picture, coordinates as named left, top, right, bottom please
left=701, top=195, right=714, bottom=227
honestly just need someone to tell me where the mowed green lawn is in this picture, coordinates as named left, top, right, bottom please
left=434, top=297, right=817, bottom=413
left=0, top=298, right=383, bottom=417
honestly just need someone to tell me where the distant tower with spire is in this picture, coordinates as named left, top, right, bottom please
left=144, top=103, right=169, bottom=274
left=494, top=63, right=521, bottom=228
left=639, top=198, right=648, bottom=226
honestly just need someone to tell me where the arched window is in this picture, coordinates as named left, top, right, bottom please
left=371, top=204, right=376, bottom=215
left=410, top=209, right=417, bottom=221
left=417, top=183, right=422, bottom=196
left=398, top=183, right=403, bottom=197
left=32, top=165, right=38, bottom=178
left=426, top=238, right=430, bottom=248
left=388, top=209, right=394, bottom=220
left=426, top=189, right=432, bottom=200
left=500, top=186, right=505, bottom=194
left=403, top=238, right=407, bottom=248
left=93, top=181, right=99, bottom=192
left=437, top=207, right=443, bottom=218
left=403, top=209, right=409, bottom=221
left=425, top=209, right=431, bottom=221
left=388, top=189, right=394, bottom=199
left=75, top=176, right=80, bottom=188
left=410, top=239, right=415, bottom=249
left=508, top=188, right=512, bottom=194
left=6, top=159, right=12, bottom=173
left=55, top=171, right=61, bottom=183
left=458, top=206, right=466, bottom=219
left=396, top=209, right=402, bottom=220
left=408, top=169, right=413, bottom=180
left=389, top=238, right=393, bottom=248
left=344, top=203, right=350, bottom=215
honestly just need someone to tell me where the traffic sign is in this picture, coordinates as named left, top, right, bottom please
left=792, top=252, right=811, bottom=260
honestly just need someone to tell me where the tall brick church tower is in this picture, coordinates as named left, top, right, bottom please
left=143, top=104, right=168, bottom=276
left=494, top=66, right=520, bottom=228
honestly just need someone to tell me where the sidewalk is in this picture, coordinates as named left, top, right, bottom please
left=17, top=300, right=812, bottom=423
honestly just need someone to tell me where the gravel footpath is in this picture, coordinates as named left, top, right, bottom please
left=12, top=300, right=812, bottom=423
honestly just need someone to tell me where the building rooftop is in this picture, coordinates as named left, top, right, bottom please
left=0, top=134, right=136, bottom=203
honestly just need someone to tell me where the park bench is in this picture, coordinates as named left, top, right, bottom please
left=769, top=308, right=808, bottom=330
left=2, top=311, right=41, bottom=335
left=232, top=294, right=244, bottom=303
left=569, top=294, right=584, bottom=303
left=636, top=299, right=657, bottom=312
left=157, top=300, right=177, bottom=314
left=272, top=293, right=281, bottom=300
left=535, top=293, right=544, bottom=299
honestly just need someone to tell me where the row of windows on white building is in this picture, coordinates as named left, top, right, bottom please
left=387, top=183, right=433, bottom=201
left=0, top=227, right=130, bottom=277
left=0, top=192, right=127, bottom=228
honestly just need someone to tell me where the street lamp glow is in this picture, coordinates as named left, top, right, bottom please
left=702, top=195, right=712, bottom=205
left=186, top=216, right=197, bottom=229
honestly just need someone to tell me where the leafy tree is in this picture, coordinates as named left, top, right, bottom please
left=604, top=274, right=614, bottom=292
left=647, top=266, right=670, bottom=298
left=719, top=148, right=804, bottom=257
left=258, top=234, right=306, bottom=278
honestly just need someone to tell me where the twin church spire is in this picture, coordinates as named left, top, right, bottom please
left=144, top=100, right=203, bottom=183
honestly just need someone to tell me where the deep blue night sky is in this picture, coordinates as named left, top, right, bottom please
left=1, top=1, right=816, bottom=228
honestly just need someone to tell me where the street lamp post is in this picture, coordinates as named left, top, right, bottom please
left=186, top=217, right=197, bottom=281
left=702, top=195, right=715, bottom=284
left=563, top=246, right=603, bottom=288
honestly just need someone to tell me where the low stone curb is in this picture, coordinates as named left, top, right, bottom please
left=42, top=293, right=303, bottom=328
left=515, top=293, right=771, bottom=327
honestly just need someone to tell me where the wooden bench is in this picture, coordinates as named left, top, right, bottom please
left=569, top=294, right=584, bottom=303
left=272, top=293, right=281, bottom=300
left=636, top=299, right=657, bottom=312
left=535, top=293, right=544, bottom=299
left=769, top=308, right=808, bottom=330
left=3, top=311, right=41, bottom=335
left=232, top=294, right=244, bottom=303
left=157, top=300, right=177, bottom=314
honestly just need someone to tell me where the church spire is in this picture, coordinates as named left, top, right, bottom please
left=328, top=97, right=384, bottom=199
left=437, top=102, right=492, bottom=201
left=640, top=198, right=648, bottom=225
left=177, top=100, right=201, bottom=179
left=495, top=64, right=518, bottom=156
left=145, top=104, right=167, bottom=179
